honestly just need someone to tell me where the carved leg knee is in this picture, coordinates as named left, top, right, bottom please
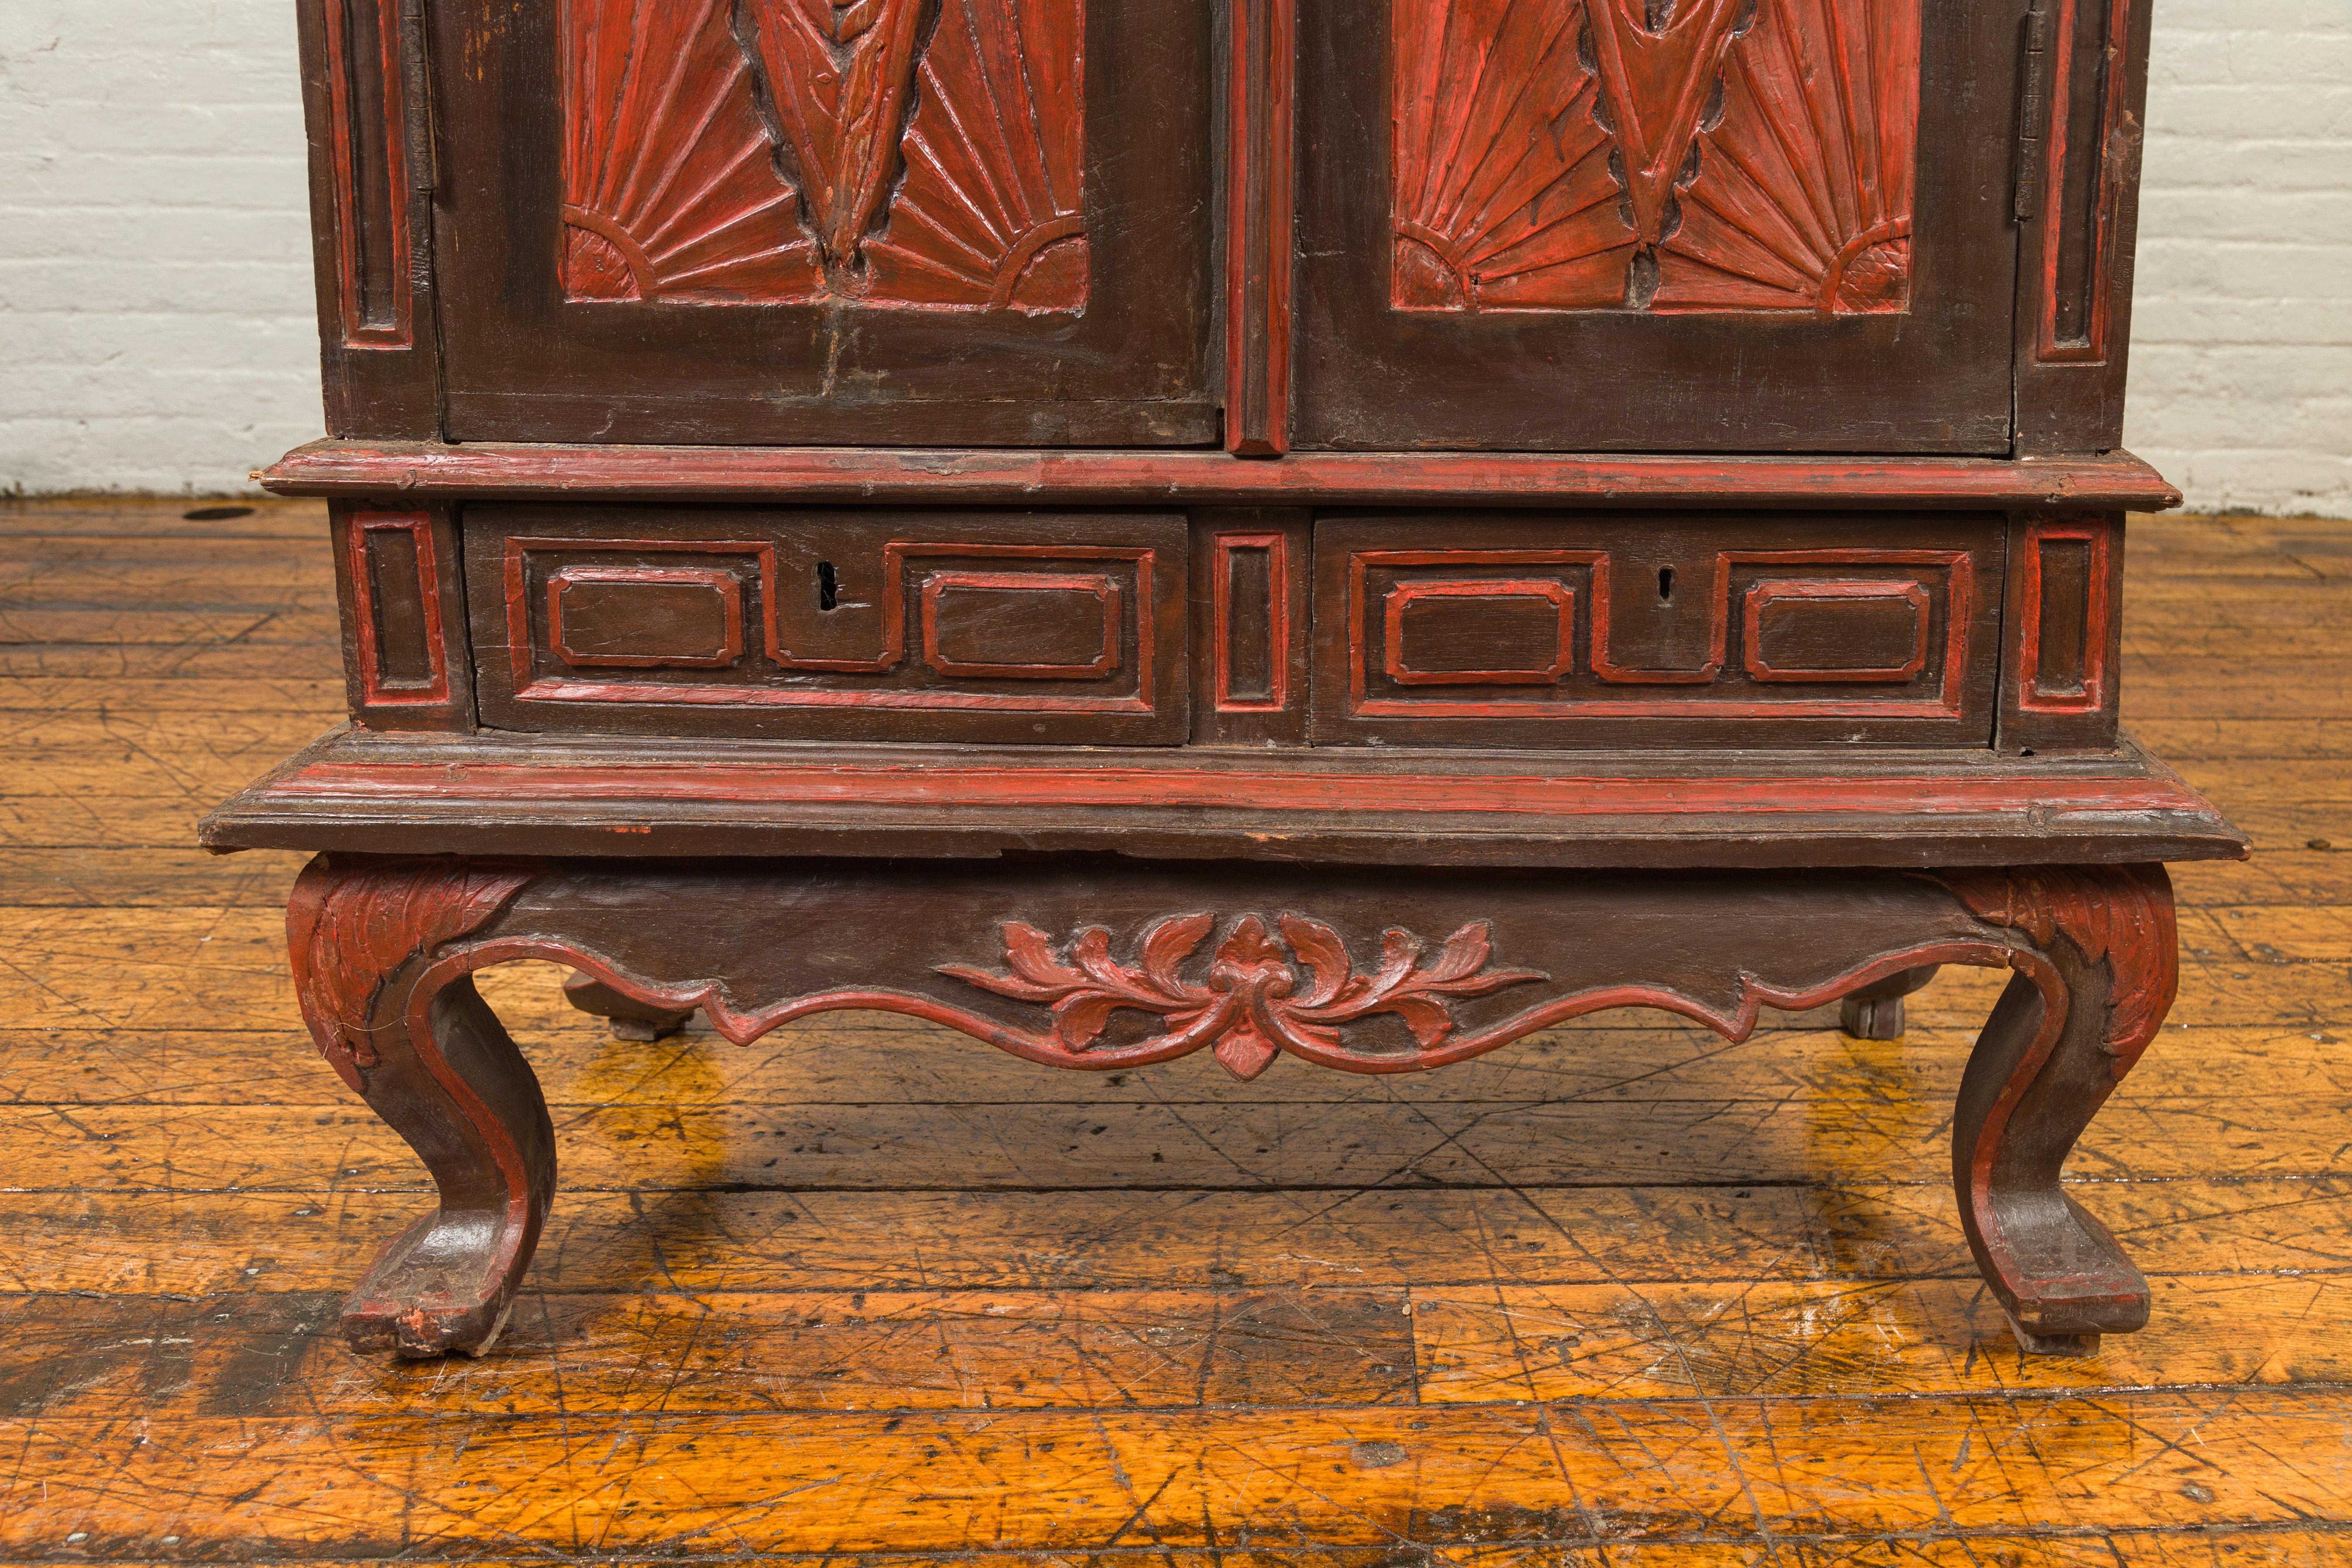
left=1942, top=867, right=2177, bottom=1354
left=288, top=856, right=552, bottom=1357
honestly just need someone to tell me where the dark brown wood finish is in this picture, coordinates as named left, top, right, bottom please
left=1294, top=0, right=2028, bottom=452
left=1312, top=513, right=2007, bottom=749
left=1998, top=512, right=2127, bottom=754
left=426, top=0, right=1215, bottom=446
left=263, top=442, right=2187, bottom=510
left=1188, top=509, right=1312, bottom=745
left=466, top=505, right=1191, bottom=745
left=211, top=0, right=2233, bottom=1371
left=284, top=852, right=2182, bottom=1357
left=2014, top=0, right=2158, bottom=453
left=298, top=0, right=440, bottom=436
left=199, top=727, right=2245, bottom=870
left=329, top=501, right=476, bottom=732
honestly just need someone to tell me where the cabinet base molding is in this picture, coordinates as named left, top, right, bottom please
left=290, top=852, right=2176, bottom=1359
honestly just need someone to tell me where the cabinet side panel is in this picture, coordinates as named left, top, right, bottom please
left=300, top=0, right=442, bottom=436
left=2015, top=0, right=2153, bottom=453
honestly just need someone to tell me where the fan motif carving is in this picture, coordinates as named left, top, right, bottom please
left=1392, top=0, right=1920, bottom=314
left=560, top=0, right=1086, bottom=311
left=941, top=913, right=1549, bottom=1081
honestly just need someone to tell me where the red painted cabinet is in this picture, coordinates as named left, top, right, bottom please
left=218, top=0, right=2244, bottom=1366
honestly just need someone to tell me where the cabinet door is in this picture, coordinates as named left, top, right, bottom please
left=1296, top=0, right=2025, bottom=453
left=429, top=0, right=1214, bottom=446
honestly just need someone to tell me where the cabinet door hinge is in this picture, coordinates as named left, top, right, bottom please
left=400, top=0, right=439, bottom=197
left=2014, top=0, right=2054, bottom=222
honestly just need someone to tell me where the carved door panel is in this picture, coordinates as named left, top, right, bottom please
left=1296, top=0, right=2026, bottom=453
left=429, top=0, right=1214, bottom=446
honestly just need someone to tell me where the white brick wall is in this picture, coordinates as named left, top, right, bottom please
left=2, top=0, right=2347, bottom=513
left=2125, top=0, right=2352, bottom=517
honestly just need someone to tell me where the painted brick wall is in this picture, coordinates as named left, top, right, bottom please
left=1, top=0, right=2347, bottom=513
left=2124, top=0, right=2352, bottom=517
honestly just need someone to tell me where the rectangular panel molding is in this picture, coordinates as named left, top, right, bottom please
left=322, top=0, right=413, bottom=347
left=469, top=508, right=1188, bottom=745
left=348, top=511, right=450, bottom=705
left=2035, top=0, right=2134, bottom=363
left=2018, top=518, right=2112, bottom=712
left=1313, top=515, right=2005, bottom=749
left=547, top=567, right=747, bottom=669
left=1212, top=532, right=1294, bottom=712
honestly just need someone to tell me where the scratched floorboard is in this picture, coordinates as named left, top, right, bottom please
left=1, top=500, right=2349, bottom=1562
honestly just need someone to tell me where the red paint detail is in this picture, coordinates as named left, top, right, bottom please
left=1742, top=579, right=1932, bottom=683
left=1939, top=865, right=2177, bottom=1081
left=734, top=0, right=932, bottom=272
left=1347, top=547, right=1971, bottom=719
left=558, top=0, right=820, bottom=303
left=941, top=912, right=1549, bottom=1080
left=547, top=566, right=747, bottom=669
left=286, top=858, right=535, bottom=1093
left=1657, top=0, right=1922, bottom=313
left=2018, top=517, right=2112, bottom=714
left=860, top=0, right=1088, bottom=312
left=264, top=443, right=2188, bottom=512
left=501, top=536, right=1156, bottom=714
left=495, top=929, right=2016, bottom=1081
left=1212, top=532, right=1292, bottom=714
left=267, top=759, right=2216, bottom=822
left=919, top=571, right=1123, bottom=680
left=321, top=0, right=412, bottom=347
left=349, top=511, right=451, bottom=708
left=1226, top=0, right=1294, bottom=453
left=1384, top=580, right=1577, bottom=686
left=1585, top=0, right=1752, bottom=249
left=558, top=0, right=1086, bottom=311
left=2035, top=0, right=2132, bottom=363
left=1391, top=0, right=1921, bottom=314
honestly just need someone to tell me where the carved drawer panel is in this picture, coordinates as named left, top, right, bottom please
left=468, top=506, right=1187, bottom=744
left=1313, top=515, right=2006, bottom=748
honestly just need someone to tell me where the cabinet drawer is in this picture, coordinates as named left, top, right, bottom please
left=1312, top=514, right=2005, bottom=748
left=468, top=507, right=1188, bottom=744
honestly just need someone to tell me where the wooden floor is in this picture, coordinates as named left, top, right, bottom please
left=3, top=498, right=2351, bottom=1564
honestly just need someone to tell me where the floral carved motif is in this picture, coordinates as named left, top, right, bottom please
left=559, top=0, right=1086, bottom=311
left=941, top=913, right=1549, bottom=1080
left=1393, top=0, right=1920, bottom=314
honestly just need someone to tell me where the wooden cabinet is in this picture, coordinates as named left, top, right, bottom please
left=217, top=0, right=2242, bottom=1362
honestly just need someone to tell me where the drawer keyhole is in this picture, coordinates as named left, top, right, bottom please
left=1657, top=566, right=1675, bottom=602
left=817, top=561, right=839, bottom=612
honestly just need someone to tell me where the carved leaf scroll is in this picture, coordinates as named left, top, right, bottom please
left=559, top=0, right=1085, bottom=310
left=1392, top=0, right=1920, bottom=314
left=1938, top=865, right=2178, bottom=1079
left=285, top=858, right=537, bottom=1091
left=941, top=913, right=1549, bottom=1080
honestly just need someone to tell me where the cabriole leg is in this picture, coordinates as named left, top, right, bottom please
left=1942, top=866, right=2178, bottom=1355
left=286, top=855, right=549, bottom=1357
